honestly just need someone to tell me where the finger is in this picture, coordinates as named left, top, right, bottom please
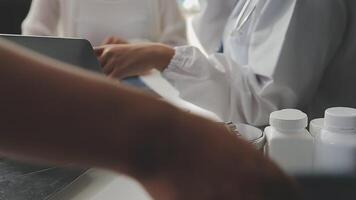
left=138, top=69, right=153, bottom=76
left=102, top=36, right=115, bottom=45
left=94, top=45, right=115, bottom=58
left=111, top=38, right=120, bottom=44
left=98, top=47, right=117, bottom=67
left=109, top=68, right=130, bottom=79
left=109, top=62, right=137, bottom=80
left=93, top=46, right=105, bottom=57
left=102, top=58, right=117, bottom=75
left=114, top=38, right=128, bottom=45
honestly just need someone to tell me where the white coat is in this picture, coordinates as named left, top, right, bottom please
left=192, top=0, right=238, bottom=53
left=22, top=0, right=187, bottom=46
left=163, top=0, right=356, bottom=126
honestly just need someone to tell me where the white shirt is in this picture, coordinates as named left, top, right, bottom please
left=22, top=0, right=187, bottom=46
left=163, top=0, right=356, bottom=126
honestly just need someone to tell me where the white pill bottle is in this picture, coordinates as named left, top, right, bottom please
left=314, top=107, right=356, bottom=175
left=265, top=109, right=314, bottom=174
left=309, top=118, right=324, bottom=138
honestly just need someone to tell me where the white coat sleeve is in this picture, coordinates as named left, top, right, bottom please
left=163, top=0, right=346, bottom=126
left=22, top=0, right=59, bottom=36
left=157, top=0, right=187, bottom=46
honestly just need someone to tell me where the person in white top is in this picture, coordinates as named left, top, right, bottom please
left=22, top=0, right=187, bottom=46
left=94, top=0, right=356, bottom=126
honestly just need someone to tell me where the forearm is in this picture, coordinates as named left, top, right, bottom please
left=148, top=44, right=175, bottom=72
left=0, top=40, right=178, bottom=174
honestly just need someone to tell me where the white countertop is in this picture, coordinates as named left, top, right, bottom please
left=140, top=70, right=221, bottom=122
left=50, top=169, right=152, bottom=200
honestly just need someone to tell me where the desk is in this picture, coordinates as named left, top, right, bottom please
left=50, top=170, right=152, bottom=200
left=140, top=70, right=221, bottom=122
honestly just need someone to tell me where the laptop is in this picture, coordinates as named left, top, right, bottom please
left=0, top=34, right=149, bottom=89
left=0, top=159, right=86, bottom=200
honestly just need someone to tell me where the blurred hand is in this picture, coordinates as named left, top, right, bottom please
left=101, top=36, right=128, bottom=45
left=94, top=43, right=174, bottom=79
left=132, top=112, right=301, bottom=200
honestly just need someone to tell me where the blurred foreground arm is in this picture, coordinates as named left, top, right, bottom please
left=0, top=40, right=299, bottom=200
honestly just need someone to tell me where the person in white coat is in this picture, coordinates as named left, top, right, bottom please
left=95, top=0, right=356, bottom=126
left=22, top=0, right=187, bottom=46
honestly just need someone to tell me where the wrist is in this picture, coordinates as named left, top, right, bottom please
left=152, top=44, right=175, bottom=72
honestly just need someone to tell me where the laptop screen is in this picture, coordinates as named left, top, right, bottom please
left=0, top=34, right=102, bottom=72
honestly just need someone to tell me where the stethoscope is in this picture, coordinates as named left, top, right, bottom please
left=231, top=0, right=258, bottom=36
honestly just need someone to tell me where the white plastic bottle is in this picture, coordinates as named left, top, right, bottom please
left=265, top=109, right=314, bottom=174
left=309, top=118, right=324, bottom=138
left=314, top=107, right=356, bottom=175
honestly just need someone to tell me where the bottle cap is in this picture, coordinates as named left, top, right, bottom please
left=324, top=107, right=356, bottom=131
left=270, top=109, right=308, bottom=131
left=309, top=118, right=324, bottom=137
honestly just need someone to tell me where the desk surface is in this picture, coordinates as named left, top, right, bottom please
left=140, top=70, right=221, bottom=122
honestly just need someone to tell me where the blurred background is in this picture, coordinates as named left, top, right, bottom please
left=178, top=0, right=201, bottom=15
left=0, top=0, right=201, bottom=34
left=0, top=0, right=32, bottom=34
